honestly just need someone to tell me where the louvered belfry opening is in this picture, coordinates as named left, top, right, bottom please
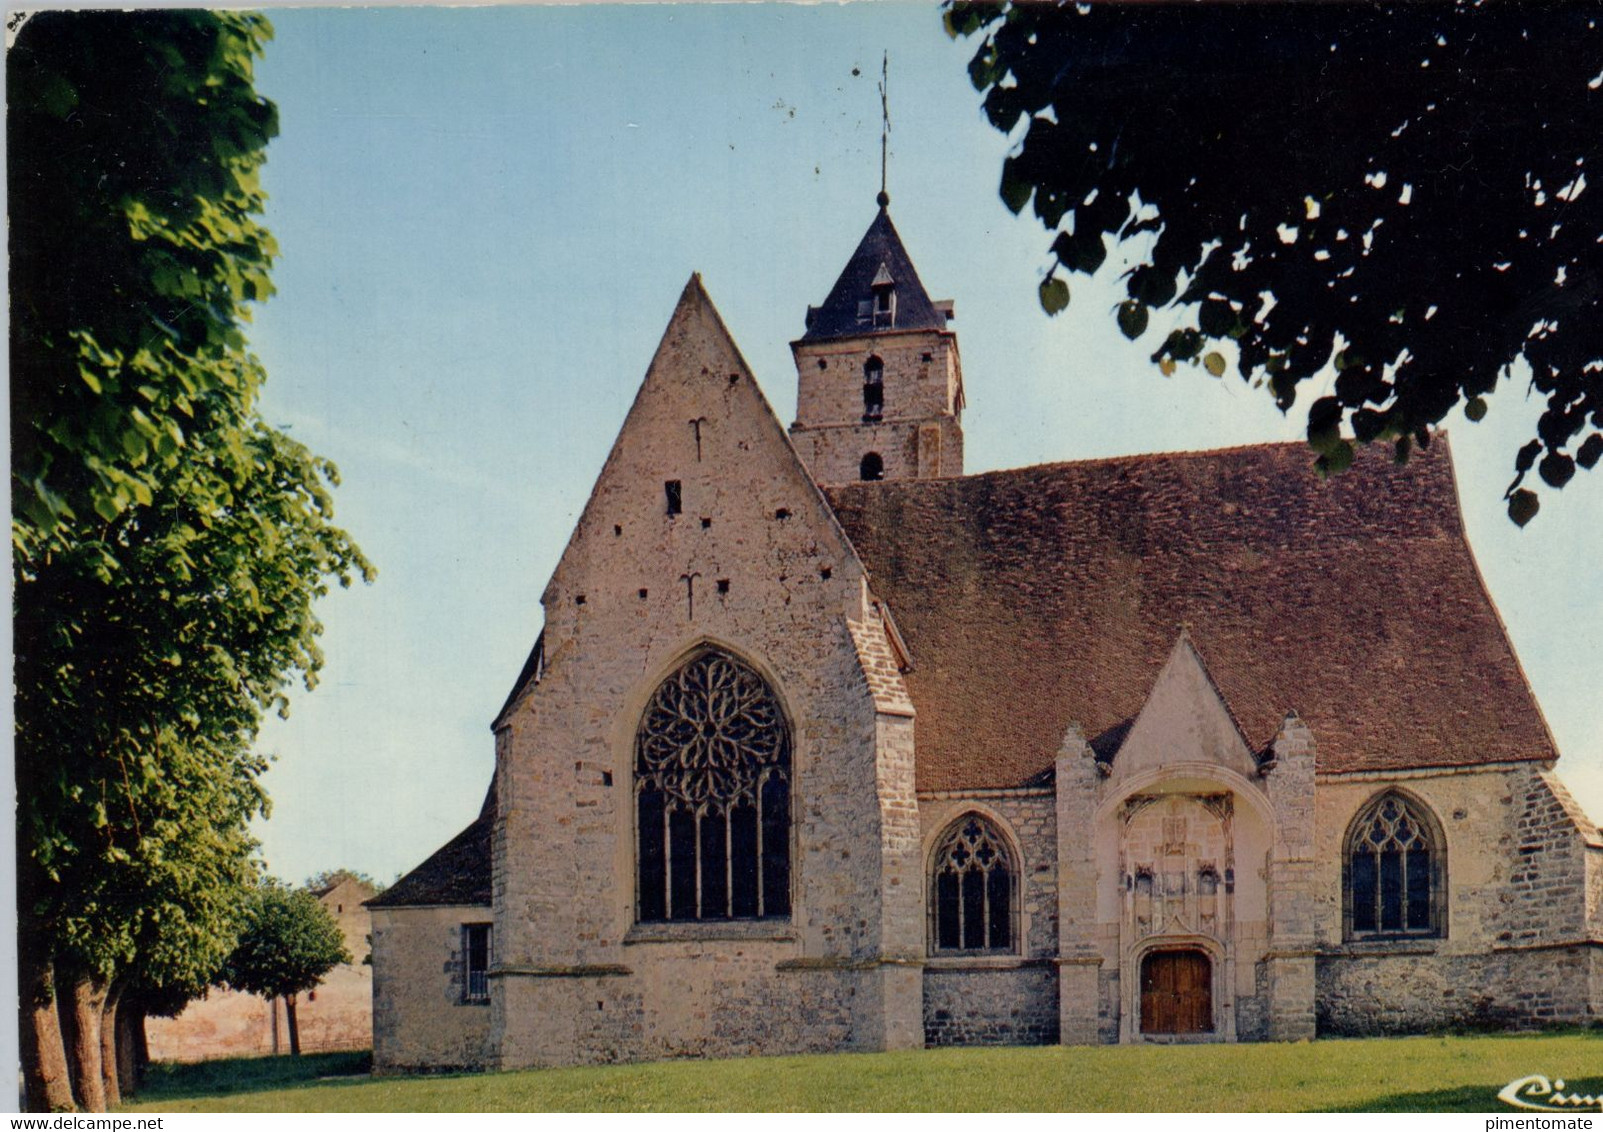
left=635, top=650, right=791, bottom=922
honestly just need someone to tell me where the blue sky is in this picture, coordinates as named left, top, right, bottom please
left=242, top=4, right=1602, bottom=885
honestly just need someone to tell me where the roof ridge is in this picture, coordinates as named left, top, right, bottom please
left=823, top=434, right=1455, bottom=497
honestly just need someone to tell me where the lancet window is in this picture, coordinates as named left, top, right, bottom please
left=1345, top=791, right=1444, bottom=939
left=635, top=650, right=791, bottom=922
left=930, top=814, right=1017, bottom=953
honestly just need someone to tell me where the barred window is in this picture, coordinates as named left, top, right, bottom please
left=636, top=650, right=790, bottom=923
left=462, top=923, right=491, bottom=1004
left=930, top=814, right=1017, bottom=954
left=1345, top=792, right=1444, bottom=939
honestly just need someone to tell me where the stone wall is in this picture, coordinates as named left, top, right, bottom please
left=790, top=329, right=962, bottom=484
left=915, top=794, right=1058, bottom=1047
left=149, top=879, right=374, bottom=1062
left=1312, top=763, right=1602, bottom=1033
left=146, top=989, right=276, bottom=1062
left=792, top=333, right=959, bottom=433
left=498, top=949, right=862, bottom=1065
left=1317, top=947, right=1596, bottom=1034
left=148, top=971, right=371, bottom=1063
left=370, top=905, right=493, bottom=1072
left=1502, top=768, right=1598, bottom=946
left=1236, top=962, right=1270, bottom=1042
left=790, top=418, right=965, bottom=487
left=923, top=965, right=1059, bottom=1046
left=919, top=794, right=1058, bottom=959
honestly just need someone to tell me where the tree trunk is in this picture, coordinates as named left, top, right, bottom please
left=18, top=947, right=76, bottom=1112
left=99, top=978, right=126, bottom=1109
left=64, top=973, right=110, bottom=1112
left=285, top=993, right=302, bottom=1056
left=114, top=999, right=142, bottom=1099
left=133, top=1007, right=150, bottom=1087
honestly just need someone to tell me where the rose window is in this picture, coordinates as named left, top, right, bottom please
left=636, top=650, right=790, bottom=922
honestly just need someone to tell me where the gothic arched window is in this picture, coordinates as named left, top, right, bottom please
left=930, top=814, right=1017, bottom=954
left=859, top=452, right=884, bottom=482
left=863, top=356, right=884, bottom=420
left=635, top=650, right=790, bottom=923
left=1344, top=791, right=1444, bottom=939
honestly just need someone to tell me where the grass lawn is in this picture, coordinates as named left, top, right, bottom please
left=122, top=1031, right=1602, bottom=1113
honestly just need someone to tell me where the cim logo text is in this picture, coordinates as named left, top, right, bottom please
left=1498, top=1074, right=1603, bottom=1113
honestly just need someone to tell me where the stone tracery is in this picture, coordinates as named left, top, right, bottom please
left=930, top=814, right=1016, bottom=953
left=1346, top=791, right=1441, bottom=937
left=636, top=651, right=788, bottom=807
left=635, top=650, right=791, bottom=922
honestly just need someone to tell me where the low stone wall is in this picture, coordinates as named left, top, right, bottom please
left=146, top=964, right=371, bottom=1062
left=1096, top=967, right=1121, bottom=1044
left=923, top=965, right=1059, bottom=1046
left=1316, top=944, right=1598, bottom=1035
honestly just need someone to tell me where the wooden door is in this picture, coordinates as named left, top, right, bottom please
left=1139, top=950, right=1213, bottom=1035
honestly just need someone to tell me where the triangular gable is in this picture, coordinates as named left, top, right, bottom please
left=1106, top=629, right=1262, bottom=784
left=530, top=273, right=870, bottom=664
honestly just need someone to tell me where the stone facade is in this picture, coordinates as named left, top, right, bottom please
left=369, top=202, right=1603, bottom=1072
left=919, top=795, right=1059, bottom=1047
left=485, top=274, right=924, bottom=1070
left=789, top=330, right=964, bottom=485
left=1314, top=764, right=1603, bottom=1034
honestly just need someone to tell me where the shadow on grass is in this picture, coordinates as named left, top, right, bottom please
left=1323, top=1085, right=1503, bottom=1113
left=132, top=1050, right=374, bottom=1103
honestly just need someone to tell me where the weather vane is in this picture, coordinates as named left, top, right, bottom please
left=878, top=51, right=891, bottom=208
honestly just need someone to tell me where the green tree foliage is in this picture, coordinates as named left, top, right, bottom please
left=11, top=10, right=280, bottom=549
left=304, top=868, right=386, bottom=896
left=10, top=10, right=372, bottom=1110
left=947, top=2, right=1602, bottom=524
left=224, top=885, right=353, bottom=1056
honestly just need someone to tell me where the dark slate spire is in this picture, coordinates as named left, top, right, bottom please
left=801, top=204, right=949, bottom=341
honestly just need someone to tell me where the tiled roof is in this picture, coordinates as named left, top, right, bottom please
left=367, top=780, right=495, bottom=908
left=800, top=206, right=948, bottom=341
left=824, top=438, right=1558, bottom=792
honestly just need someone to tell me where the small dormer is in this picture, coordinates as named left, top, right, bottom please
left=868, top=262, right=896, bottom=328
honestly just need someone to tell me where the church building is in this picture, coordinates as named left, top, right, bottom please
left=367, top=199, right=1602, bottom=1071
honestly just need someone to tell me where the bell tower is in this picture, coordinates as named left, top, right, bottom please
left=788, top=196, right=964, bottom=484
